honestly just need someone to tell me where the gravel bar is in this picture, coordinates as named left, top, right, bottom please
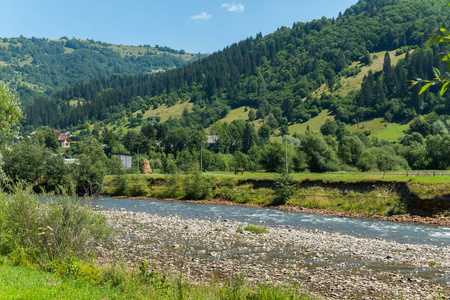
left=96, top=210, right=450, bottom=300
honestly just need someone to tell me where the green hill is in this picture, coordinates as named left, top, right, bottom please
left=24, top=0, right=450, bottom=131
left=0, top=36, right=206, bottom=106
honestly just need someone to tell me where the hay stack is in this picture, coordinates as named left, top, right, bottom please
left=141, top=159, right=152, bottom=174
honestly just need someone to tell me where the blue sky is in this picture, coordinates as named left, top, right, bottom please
left=1, top=0, right=357, bottom=54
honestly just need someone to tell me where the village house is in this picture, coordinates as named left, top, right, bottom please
left=58, top=135, right=71, bottom=147
left=111, top=153, right=132, bottom=169
left=207, top=135, right=219, bottom=147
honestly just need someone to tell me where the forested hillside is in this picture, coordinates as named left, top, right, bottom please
left=15, top=0, right=450, bottom=173
left=24, top=0, right=450, bottom=129
left=0, top=37, right=204, bottom=105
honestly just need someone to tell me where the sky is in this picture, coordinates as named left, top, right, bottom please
left=0, top=0, right=358, bottom=54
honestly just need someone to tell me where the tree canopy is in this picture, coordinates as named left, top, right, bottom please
left=0, top=81, right=22, bottom=141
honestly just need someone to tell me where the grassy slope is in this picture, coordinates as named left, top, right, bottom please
left=287, top=110, right=335, bottom=136
left=92, top=101, right=194, bottom=135
left=212, top=106, right=250, bottom=124
left=106, top=44, right=199, bottom=61
left=142, top=102, right=194, bottom=122
left=311, top=50, right=409, bottom=97
left=206, top=106, right=265, bottom=131
left=347, top=118, right=410, bottom=141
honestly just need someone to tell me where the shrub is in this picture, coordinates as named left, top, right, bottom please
left=183, top=169, right=212, bottom=200
left=0, top=183, right=112, bottom=266
left=110, top=174, right=127, bottom=196
left=272, top=172, right=297, bottom=205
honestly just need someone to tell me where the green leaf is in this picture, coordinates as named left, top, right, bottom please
left=442, top=54, right=450, bottom=61
left=419, top=83, right=433, bottom=95
left=445, top=3, right=450, bottom=7
left=433, top=67, right=441, bottom=79
left=440, top=26, right=450, bottom=37
left=440, top=82, right=450, bottom=96
left=427, top=36, right=450, bottom=45
left=427, top=36, right=444, bottom=45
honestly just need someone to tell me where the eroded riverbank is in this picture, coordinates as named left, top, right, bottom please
left=192, top=198, right=450, bottom=227
left=96, top=210, right=450, bottom=300
left=112, top=196, right=450, bottom=227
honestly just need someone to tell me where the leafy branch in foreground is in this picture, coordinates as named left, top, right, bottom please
left=410, top=3, right=450, bottom=95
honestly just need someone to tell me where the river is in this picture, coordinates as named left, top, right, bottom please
left=92, top=197, right=450, bottom=246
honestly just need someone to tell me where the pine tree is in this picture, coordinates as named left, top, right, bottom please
left=359, top=71, right=374, bottom=107
left=383, top=52, right=397, bottom=96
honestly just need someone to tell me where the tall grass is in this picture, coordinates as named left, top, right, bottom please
left=288, top=186, right=405, bottom=215
left=0, top=257, right=314, bottom=299
left=0, top=183, right=112, bottom=267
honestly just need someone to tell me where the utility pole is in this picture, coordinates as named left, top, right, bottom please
left=200, top=140, right=203, bottom=171
left=284, top=135, right=288, bottom=173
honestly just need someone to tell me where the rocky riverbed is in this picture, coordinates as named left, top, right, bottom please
left=97, top=210, right=450, bottom=300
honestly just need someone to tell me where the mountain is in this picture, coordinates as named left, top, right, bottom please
left=0, top=36, right=206, bottom=106
left=23, top=0, right=450, bottom=134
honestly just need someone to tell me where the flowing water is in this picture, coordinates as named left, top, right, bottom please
left=92, top=197, right=450, bottom=247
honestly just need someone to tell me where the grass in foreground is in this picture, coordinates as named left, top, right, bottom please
left=0, top=260, right=123, bottom=300
left=0, top=258, right=312, bottom=300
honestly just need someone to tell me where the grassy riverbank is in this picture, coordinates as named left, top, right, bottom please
left=103, top=171, right=450, bottom=217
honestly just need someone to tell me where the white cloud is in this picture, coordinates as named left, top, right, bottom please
left=191, top=12, right=212, bottom=20
left=222, top=3, right=245, bottom=13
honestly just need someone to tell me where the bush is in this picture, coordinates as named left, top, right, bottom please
left=0, top=183, right=112, bottom=266
left=183, top=169, right=212, bottom=200
left=1, top=141, right=68, bottom=188
left=158, top=174, right=183, bottom=198
left=272, top=172, right=297, bottom=205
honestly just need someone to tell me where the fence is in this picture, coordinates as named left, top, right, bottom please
left=404, top=170, right=450, bottom=177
